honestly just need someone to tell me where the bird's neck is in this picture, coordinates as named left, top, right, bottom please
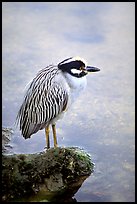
left=63, top=72, right=87, bottom=91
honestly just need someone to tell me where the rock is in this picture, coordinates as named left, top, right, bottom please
left=2, top=127, right=13, bottom=154
left=2, top=147, right=94, bottom=202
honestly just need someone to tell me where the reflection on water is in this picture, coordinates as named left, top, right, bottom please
left=2, top=2, right=135, bottom=202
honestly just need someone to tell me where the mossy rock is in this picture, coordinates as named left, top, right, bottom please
left=2, top=147, right=94, bottom=202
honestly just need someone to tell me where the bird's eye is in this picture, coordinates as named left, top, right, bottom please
left=80, top=66, right=85, bottom=71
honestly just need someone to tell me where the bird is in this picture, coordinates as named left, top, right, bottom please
left=17, top=56, right=100, bottom=149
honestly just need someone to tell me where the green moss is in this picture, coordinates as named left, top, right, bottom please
left=2, top=147, right=94, bottom=202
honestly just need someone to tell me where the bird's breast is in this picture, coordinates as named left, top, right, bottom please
left=62, top=73, right=87, bottom=105
left=51, top=72, right=87, bottom=125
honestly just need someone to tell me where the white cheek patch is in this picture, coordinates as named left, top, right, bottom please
left=71, top=68, right=82, bottom=75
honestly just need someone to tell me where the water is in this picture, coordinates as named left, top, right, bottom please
left=2, top=2, right=135, bottom=202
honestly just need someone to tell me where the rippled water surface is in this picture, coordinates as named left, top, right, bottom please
left=2, top=2, right=135, bottom=202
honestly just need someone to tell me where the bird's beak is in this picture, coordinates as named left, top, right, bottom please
left=86, top=66, right=100, bottom=72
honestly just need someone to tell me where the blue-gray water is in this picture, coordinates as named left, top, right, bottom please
left=2, top=2, right=135, bottom=202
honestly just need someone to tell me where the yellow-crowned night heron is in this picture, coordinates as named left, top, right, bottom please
left=17, top=57, right=100, bottom=149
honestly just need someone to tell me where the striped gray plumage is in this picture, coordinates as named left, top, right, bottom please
left=17, top=65, right=68, bottom=139
left=17, top=56, right=100, bottom=146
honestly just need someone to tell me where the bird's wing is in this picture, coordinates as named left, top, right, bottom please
left=29, top=82, right=68, bottom=124
left=17, top=68, right=68, bottom=138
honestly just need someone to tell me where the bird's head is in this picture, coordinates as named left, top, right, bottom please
left=58, top=56, right=100, bottom=78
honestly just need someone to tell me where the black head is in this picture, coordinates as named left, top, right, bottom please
left=58, top=57, right=100, bottom=78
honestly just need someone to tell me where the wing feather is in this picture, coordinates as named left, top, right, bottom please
left=17, top=65, right=68, bottom=139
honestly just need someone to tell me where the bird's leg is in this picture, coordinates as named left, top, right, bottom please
left=45, top=126, right=50, bottom=149
left=52, top=124, right=58, bottom=148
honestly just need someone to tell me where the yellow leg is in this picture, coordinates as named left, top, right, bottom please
left=52, top=124, right=58, bottom=148
left=45, top=126, right=50, bottom=149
